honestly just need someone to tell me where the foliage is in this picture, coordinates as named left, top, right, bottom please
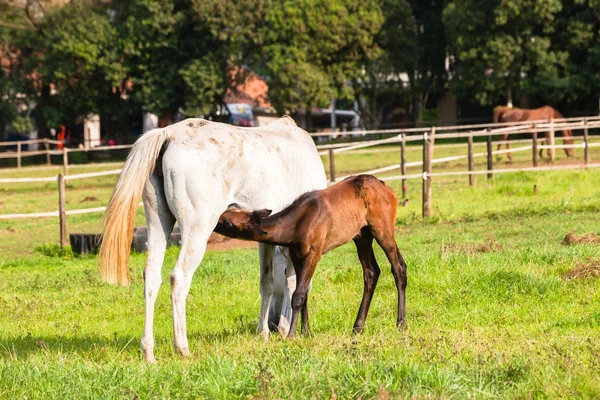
left=352, top=0, right=448, bottom=128
left=3, top=0, right=600, bottom=136
left=549, top=0, right=600, bottom=108
left=34, top=243, right=75, bottom=258
left=34, top=2, right=126, bottom=127
left=384, top=0, right=448, bottom=119
left=255, top=0, right=383, bottom=114
left=443, top=0, right=570, bottom=106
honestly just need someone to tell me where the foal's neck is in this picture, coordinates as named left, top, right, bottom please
left=256, top=203, right=305, bottom=245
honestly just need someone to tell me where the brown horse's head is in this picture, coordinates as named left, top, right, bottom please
left=216, top=208, right=272, bottom=239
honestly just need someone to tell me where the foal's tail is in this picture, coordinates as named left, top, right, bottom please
left=99, top=128, right=171, bottom=286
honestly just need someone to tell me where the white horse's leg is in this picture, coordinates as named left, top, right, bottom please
left=170, top=219, right=214, bottom=356
left=141, top=175, right=175, bottom=364
left=257, top=243, right=275, bottom=339
left=268, top=247, right=286, bottom=330
left=277, top=247, right=295, bottom=337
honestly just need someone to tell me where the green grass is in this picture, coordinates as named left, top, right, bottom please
left=1, top=143, right=600, bottom=398
left=1, top=211, right=599, bottom=398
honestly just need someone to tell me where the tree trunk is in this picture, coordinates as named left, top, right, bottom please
left=35, top=84, right=51, bottom=139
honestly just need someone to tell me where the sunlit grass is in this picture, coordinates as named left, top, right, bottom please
left=1, top=210, right=599, bottom=398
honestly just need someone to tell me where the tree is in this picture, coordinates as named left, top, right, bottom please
left=0, top=0, right=47, bottom=138
left=548, top=0, right=600, bottom=111
left=443, top=0, right=565, bottom=107
left=382, top=0, right=448, bottom=122
left=185, top=0, right=268, bottom=117
left=33, top=2, right=126, bottom=130
left=255, top=0, right=383, bottom=116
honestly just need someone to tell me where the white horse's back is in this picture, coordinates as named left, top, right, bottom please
left=162, top=117, right=325, bottom=213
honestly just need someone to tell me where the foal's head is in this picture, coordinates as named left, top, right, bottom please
left=217, top=208, right=272, bottom=239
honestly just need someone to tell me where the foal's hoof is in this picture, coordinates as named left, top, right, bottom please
left=397, top=320, right=408, bottom=331
left=352, top=326, right=364, bottom=334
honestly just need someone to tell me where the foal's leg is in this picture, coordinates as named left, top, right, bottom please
left=275, top=247, right=311, bottom=337
left=372, top=229, right=408, bottom=329
left=257, top=243, right=276, bottom=339
left=288, top=244, right=322, bottom=338
left=141, top=175, right=175, bottom=364
left=301, top=301, right=310, bottom=336
left=352, top=228, right=381, bottom=333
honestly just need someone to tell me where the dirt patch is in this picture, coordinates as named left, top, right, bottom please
left=80, top=196, right=98, bottom=203
left=443, top=235, right=503, bottom=255
left=562, top=231, right=600, bottom=245
left=207, top=232, right=256, bottom=251
left=562, top=261, right=600, bottom=280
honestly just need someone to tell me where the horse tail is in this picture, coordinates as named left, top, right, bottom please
left=99, top=128, right=171, bottom=286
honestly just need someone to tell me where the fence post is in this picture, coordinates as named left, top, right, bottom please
left=400, top=133, right=407, bottom=198
left=17, top=141, right=22, bottom=169
left=468, top=133, right=474, bottom=186
left=549, top=118, right=556, bottom=162
left=532, top=124, right=538, bottom=167
left=58, top=174, right=68, bottom=248
left=328, top=148, right=336, bottom=183
left=422, top=127, right=435, bottom=218
left=62, top=148, right=69, bottom=176
left=584, top=118, right=589, bottom=166
left=486, top=131, right=493, bottom=181
left=45, top=139, right=51, bottom=165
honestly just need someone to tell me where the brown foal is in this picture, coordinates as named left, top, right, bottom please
left=215, top=174, right=407, bottom=338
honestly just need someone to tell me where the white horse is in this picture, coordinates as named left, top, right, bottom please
left=98, top=116, right=327, bottom=363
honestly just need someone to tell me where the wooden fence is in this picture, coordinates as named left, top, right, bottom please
left=1, top=116, right=600, bottom=246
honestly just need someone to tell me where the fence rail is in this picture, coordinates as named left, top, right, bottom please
left=2, top=115, right=599, bottom=248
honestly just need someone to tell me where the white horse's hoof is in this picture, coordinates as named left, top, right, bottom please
left=277, top=317, right=290, bottom=338
left=143, top=352, right=157, bottom=364
left=176, top=347, right=191, bottom=357
left=258, top=328, right=270, bottom=341
left=278, top=326, right=289, bottom=338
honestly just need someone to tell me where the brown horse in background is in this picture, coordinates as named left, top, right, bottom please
left=493, top=106, right=574, bottom=162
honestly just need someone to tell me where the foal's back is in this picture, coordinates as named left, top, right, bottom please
left=318, top=175, right=397, bottom=253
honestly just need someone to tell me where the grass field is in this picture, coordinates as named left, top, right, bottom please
left=1, top=141, right=600, bottom=398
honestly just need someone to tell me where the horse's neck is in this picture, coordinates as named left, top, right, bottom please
left=259, top=206, right=305, bottom=245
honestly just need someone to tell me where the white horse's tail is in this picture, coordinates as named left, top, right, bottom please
left=99, top=129, right=171, bottom=286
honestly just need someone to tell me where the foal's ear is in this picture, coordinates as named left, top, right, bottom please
left=252, top=209, right=272, bottom=221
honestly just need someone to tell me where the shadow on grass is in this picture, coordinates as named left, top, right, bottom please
left=0, top=317, right=257, bottom=361
left=0, top=334, right=140, bottom=360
